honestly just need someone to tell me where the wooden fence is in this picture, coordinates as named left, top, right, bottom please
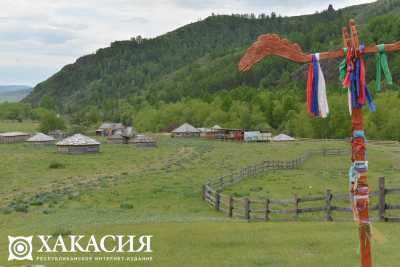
left=204, top=148, right=348, bottom=192
left=202, top=149, right=400, bottom=222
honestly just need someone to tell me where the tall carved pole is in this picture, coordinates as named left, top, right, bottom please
left=238, top=19, right=400, bottom=267
left=347, top=20, right=372, bottom=267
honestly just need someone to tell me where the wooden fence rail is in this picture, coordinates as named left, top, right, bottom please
left=202, top=148, right=400, bottom=222
left=203, top=177, right=400, bottom=222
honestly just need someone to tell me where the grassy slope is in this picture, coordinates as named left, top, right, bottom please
left=0, top=120, right=39, bottom=133
left=0, top=124, right=399, bottom=266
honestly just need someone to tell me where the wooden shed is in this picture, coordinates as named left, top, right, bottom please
left=171, top=123, right=200, bottom=138
left=272, top=134, right=295, bottom=142
left=0, top=132, right=30, bottom=144
left=130, top=135, right=157, bottom=148
left=25, top=133, right=56, bottom=145
left=56, top=134, right=100, bottom=154
left=107, top=133, right=124, bottom=144
left=96, top=123, right=125, bottom=136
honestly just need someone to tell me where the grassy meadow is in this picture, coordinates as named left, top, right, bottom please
left=0, top=121, right=400, bottom=266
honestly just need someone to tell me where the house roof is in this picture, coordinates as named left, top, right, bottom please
left=26, top=133, right=55, bottom=142
left=98, top=122, right=124, bottom=130
left=0, top=132, right=29, bottom=137
left=57, top=134, right=100, bottom=146
left=122, top=127, right=136, bottom=137
left=212, top=125, right=222, bottom=129
left=272, top=134, right=295, bottom=141
left=172, top=123, right=200, bottom=133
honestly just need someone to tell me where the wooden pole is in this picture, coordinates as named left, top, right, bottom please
left=349, top=20, right=372, bottom=267
left=325, top=189, right=333, bottom=221
left=378, top=177, right=386, bottom=222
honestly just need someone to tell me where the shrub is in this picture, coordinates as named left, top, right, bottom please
left=49, top=162, right=66, bottom=169
left=120, top=203, right=134, bottom=209
left=14, top=204, right=29, bottom=213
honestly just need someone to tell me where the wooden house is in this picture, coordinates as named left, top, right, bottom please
left=26, top=133, right=56, bottom=145
left=171, top=123, right=200, bottom=138
left=130, top=134, right=157, bottom=148
left=56, top=134, right=100, bottom=154
left=96, top=123, right=125, bottom=136
left=272, top=134, right=295, bottom=142
left=0, top=132, right=30, bottom=144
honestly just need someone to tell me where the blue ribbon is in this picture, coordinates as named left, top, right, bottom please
left=311, top=55, right=319, bottom=116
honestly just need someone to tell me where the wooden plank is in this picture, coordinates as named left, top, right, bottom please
left=385, top=188, right=400, bottom=194
left=386, top=204, right=400, bottom=210
left=228, top=196, right=234, bottom=218
left=325, top=189, right=333, bottom=221
left=385, top=217, right=400, bottom=223
left=300, top=195, right=326, bottom=202
left=244, top=198, right=250, bottom=221
left=298, top=207, right=326, bottom=213
left=379, top=177, right=386, bottom=221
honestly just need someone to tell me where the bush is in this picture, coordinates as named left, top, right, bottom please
left=120, top=203, right=134, bottom=209
left=49, top=162, right=66, bottom=169
left=14, top=204, right=29, bottom=213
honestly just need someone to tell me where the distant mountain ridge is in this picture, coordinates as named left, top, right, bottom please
left=0, top=86, right=32, bottom=102
left=0, top=85, right=32, bottom=93
left=23, top=0, right=400, bottom=113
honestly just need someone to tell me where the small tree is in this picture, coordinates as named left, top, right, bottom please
left=38, top=111, right=66, bottom=133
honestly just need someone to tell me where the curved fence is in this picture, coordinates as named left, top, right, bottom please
left=202, top=148, right=400, bottom=222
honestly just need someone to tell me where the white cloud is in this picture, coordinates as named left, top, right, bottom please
left=0, top=0, right=376, bottom=85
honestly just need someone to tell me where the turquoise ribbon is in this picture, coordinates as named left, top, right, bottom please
left=376, top=44, right=393, bottom=91
left=339, top=48, right=348, bottom=82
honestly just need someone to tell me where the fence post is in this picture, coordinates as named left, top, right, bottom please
left=265, top=198, right=270, bottom=221
left=294, top=194, right=299, bottom=220
left=215, top=193, right=221, bottom=211
left=325, top=189, right=333, bottom=221
left=202, top=184, right=206, bottom=201
left=228, top=196, right=234, bottom=218
left=378, top=177, right=386, bottom=222
left=244, top=198, right=250, bottom=221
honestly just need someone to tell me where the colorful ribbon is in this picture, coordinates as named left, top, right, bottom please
left=307, top=54, right=329, bottom=118
left=376, top=44, right=393, bottom=92
left=342, top=46, right=376, bottom=114
left=339, top=48, right=348, bottom=82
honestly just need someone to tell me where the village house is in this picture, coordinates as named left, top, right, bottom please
left=171, top=123, right=200, bottom=138
left=56, top=134, right=101, bottom=154
left=0, top=132, right=30, bottom=144
left=96, top=123, right=125, bottom=136
left=272, top=134, right=295, bottom=142
left=107, top=126, right=136, bottom=144
left=25, top=133, right=56, bottom=146
left=130, top=134, right=157, bottom=148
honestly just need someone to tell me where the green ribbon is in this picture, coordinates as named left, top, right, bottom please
left=339, top=48, right=348, bottom=82
left=375, top=44, right=393, bottom=91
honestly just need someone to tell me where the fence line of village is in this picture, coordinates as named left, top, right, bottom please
left=202, top=148, right=400, bottom=222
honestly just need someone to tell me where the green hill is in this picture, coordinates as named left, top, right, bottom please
left=24, top=1, right=400, bottom=110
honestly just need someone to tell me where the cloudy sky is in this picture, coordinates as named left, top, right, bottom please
left=0, top=0, right=375, bottom=86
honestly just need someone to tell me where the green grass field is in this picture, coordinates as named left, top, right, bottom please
left=0, top=122, right=399, bottom=266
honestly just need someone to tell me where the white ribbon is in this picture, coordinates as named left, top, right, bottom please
left=315, top=53, right=329, bottom=118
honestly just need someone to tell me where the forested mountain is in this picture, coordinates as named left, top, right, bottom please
left=18, top=0, right=400, bottom=138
